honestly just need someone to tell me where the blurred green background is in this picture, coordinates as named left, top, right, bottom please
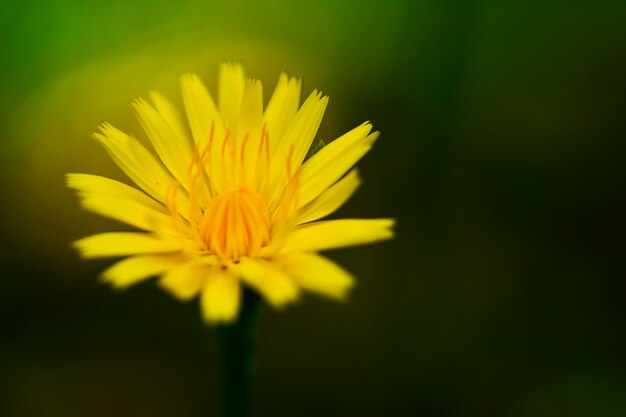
left=1, top=0, right=626, bottom=416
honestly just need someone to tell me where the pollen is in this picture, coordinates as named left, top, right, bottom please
left=199, top=186, right=271, bottom=260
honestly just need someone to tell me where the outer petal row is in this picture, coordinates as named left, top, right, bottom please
left=96, top=249, right=358, bottom=323
left=296, top=169, right=361, bottom=224
left=278, top=253, right=354, bottom=299
left=92, top=123, right=174, bottom=203
left=132, top=98, right=192, bottom=188
left=201, top=270, right=241, bottom=323
left=74, top=232, right=184, bottom=258
left=67, top=173, right=184, bottom=233
left=102, top=254, right=185, bottom=289
left=218, top=62, right=246, bottom=129
left=268, top=90, right=328, bottom=205
left=297, top=123, right=378, bottom=208
left=282, top=218, right=396, bottom=252
left=230, top=258, right=300, bottom=307
left=264, top=73, right=302, bottom=150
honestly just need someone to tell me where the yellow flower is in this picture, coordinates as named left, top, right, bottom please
left=68, top=62, right=395, bottom=323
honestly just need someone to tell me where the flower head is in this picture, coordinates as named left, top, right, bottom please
left=68, top=62, right=394, bottom=323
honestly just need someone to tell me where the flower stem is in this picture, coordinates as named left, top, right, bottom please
left=218, top=288, right=261, bottom=417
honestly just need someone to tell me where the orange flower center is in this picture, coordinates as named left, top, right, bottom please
left=199, top=186, right=271, bottom=260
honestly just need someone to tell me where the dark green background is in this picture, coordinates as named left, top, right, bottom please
left=1, top=0, right=626, bottom=416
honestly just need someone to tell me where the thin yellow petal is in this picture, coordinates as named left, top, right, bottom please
left=159, top=259, right=209, bottom=301
left=66, top=173, right=182, bottom=233
left=264, top=73, right=301, bottom=147
left=73, top=232, right=184, bottom=259
left=298, top=123, right=377, bottom=207
left=230, top=258, right=299, bottom=307
left=282, top=218, right=395, bottom=252
left=296, top=169, right=361, bottom=224
left=102, top=254, right=185, bottom=289
left=67, top=173, right=165, bottom=213
left=92, top=122, right=175, bottom=203
left=239, top=79, right=264, bottom=184
left=149, top=91, right=191, bottom=145
left=268, top=90, right=328, bottom=204
left=201, top=270, right=241, bottom=323
left=180, top=72, right=227, bottom=192
left=218, top=62, right=245, bottom=130
left=180, top=72, right=225, bottom=147
left=132, top=98, right=192, bottom=186
left=238, top=79, right=263, bottom=135
left=279, top=253, right=354, bottom=299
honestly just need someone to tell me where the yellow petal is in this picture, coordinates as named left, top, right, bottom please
left=159, top=259, right=209, bottom=301
left=230, top=258, right=299, bottom=307
left=66, top=173, right=181, bottom=233
left=67, top=173, right=165, bottom=213
left=102, top=254, right=185, bottom=289
left=132, top=98, right=192, bottom=186
left=180, top=72, right=227, bottom=192
left=264, top=73, right=301, bottom=147
left=296, top=169, right=361, bottom=224
left=218, top=62, right=245, bottom=130
left=279, top=253, right=354, bottom=299
left=92, top=122, right=174, bottom=203
left=74, top=232, right=183, bottom=259
left=298, top=123, right=377, bottom=207
left=238, top=79, right=263, bottom=136
left=201, top=270, right=241, bottom=323
left=282, top=218, right=395, bottom=252
left=149, top=91, right=191, bottom=145
left=239, top=79, right=264, bottom=184
left=268, top=90, right=328, bottom=204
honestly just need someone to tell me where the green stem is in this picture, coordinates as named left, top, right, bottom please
left=218, top=289, right=261, bottom=417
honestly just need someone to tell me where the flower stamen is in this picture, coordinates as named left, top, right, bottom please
left=199, top=186, right=270, bottom=260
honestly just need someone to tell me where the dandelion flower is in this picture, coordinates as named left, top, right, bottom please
left=68, top=62, right=394, bottom=323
